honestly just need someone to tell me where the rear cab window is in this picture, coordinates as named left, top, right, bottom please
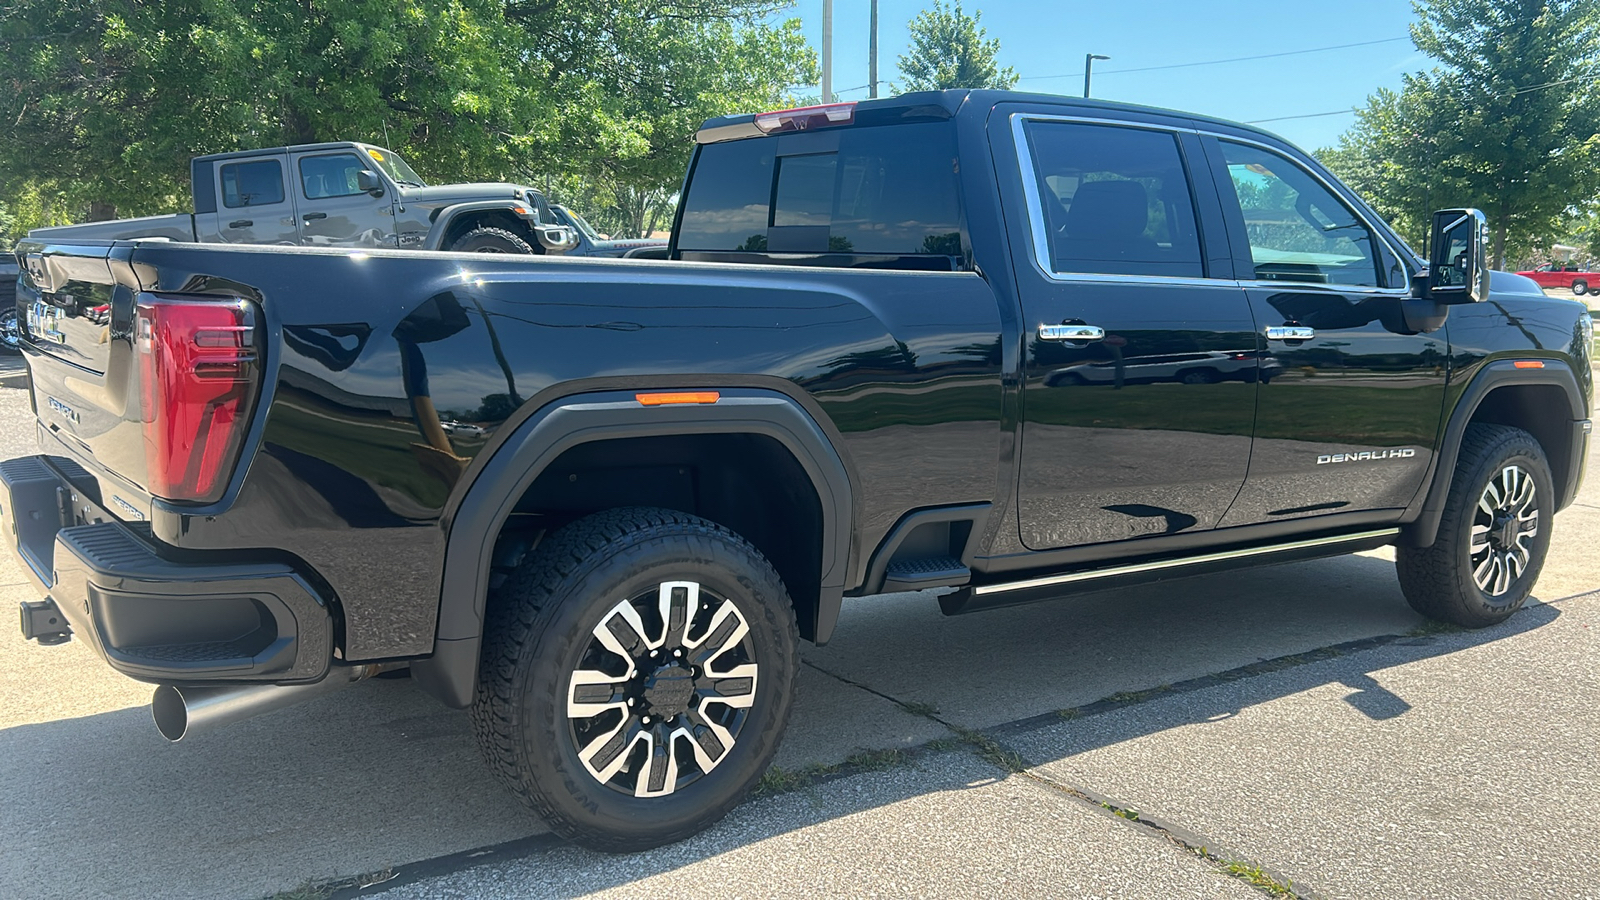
left=220, top=160, right=286, bottom=209
left=675, top=120, right=966, bottom=270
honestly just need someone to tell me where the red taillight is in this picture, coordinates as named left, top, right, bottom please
left=136, top=296, right=260, bottom=503
left=753, top=101, right=856, bottom=134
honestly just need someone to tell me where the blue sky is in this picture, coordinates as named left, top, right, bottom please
left=781, top=0, right=1430, bottom=151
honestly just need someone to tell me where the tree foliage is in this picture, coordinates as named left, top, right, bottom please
left=1321, top=0, right=1600, bottom=268
left=0, top=1, right=813, bottom=237
left=895, top=1, right=1016, bottom=93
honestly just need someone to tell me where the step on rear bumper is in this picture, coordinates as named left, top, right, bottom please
left=0, top=455, right=332, bottom=683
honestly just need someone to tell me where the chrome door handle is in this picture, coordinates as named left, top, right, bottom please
left=1039, top=323, right=1105, bottom=342
left=1265, top=325, right=1316, bottom=342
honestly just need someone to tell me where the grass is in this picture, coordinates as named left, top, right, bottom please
left=1216, top=859, right=1298, bottom=897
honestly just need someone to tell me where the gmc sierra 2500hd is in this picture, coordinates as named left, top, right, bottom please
left=5, top=91, right=1593, bottom=851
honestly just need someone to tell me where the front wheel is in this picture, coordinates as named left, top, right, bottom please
left=449, top=225, right=536, bottom=254
left=0, top=308, right=19, bottom=354
left=1571, top=279, right=1587, bottom=296
left=1396, top=424, right=1553, bottom=627
left=471, top=507, right=798, bottom=851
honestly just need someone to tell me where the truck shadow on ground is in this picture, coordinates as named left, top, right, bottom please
left=0, top=554, right=1567, bottom=900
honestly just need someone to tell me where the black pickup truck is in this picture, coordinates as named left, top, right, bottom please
left=5, top=91, right=1593, bottom=851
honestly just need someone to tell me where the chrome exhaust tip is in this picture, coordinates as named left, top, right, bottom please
left=152, top=666, right=381, bottom=742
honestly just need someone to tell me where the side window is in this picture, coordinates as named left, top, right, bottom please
left=220, top=160, right=285, bottom=208
left=299, top=154, right=368, bottom=200
left=676, top=122, right=964, bottom=264
left=1024, top=122, right=1204, bottom=279
left=1219, top=142, right=1380, bottom=288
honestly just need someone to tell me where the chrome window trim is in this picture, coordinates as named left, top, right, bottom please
left=1200, top=130, right=1415, bottom=295
left=1010, top=113, right=1223, bottom=286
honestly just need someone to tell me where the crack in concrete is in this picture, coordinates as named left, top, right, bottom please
left=801, top=657, right=1318, bottom=899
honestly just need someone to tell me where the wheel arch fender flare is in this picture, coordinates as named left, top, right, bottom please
left=411, top=387, right=855, bottom=708
left=1403, top=359, right=1588, bottom=548
left=422, top=201, right=537, bottom=251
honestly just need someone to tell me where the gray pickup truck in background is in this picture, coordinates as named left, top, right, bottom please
left=25, top=141, right=579, bottom=255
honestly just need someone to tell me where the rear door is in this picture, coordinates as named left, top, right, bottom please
left=213, top=155, right=300, bottom=245
left=1202, top=135, right=1446, bottom=526
left=291, top=149, right=396, bottom=248
left=997, top=112, right=1260, bottom=550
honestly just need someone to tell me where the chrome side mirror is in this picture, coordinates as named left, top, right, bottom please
left=1428, top=208, right=1490, bottom=304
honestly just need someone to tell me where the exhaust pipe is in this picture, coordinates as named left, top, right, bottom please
left=152, top=665, right=383, bottom=742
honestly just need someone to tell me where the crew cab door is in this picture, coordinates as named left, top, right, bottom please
left=997, top=113, right=1259, bottom=550
left=290, top=149, right=396, bottom=248
left=208, top=154, right=301, bottom=245
left=1199, top=136, right=1445, bottom=526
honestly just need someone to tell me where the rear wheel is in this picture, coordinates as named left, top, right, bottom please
left=1571, top=279, right=1587, bottom=295
left=471, top=507, right=798, bottom=851
left=1396, top=424, right=1553, bottom=627
left=450, top=225, right=536, bottom=254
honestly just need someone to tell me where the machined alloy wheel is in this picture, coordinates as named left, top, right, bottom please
left=568, top=581, right=759, bottom=798
left=1469, top=464, right=1540, bottom=596
left=1396, top=423, right=1554, bottom=628
left=471, top=507, right=798, bottom=851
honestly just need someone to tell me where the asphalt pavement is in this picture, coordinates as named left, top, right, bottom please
left=0, top=350, right=1595, bottom=899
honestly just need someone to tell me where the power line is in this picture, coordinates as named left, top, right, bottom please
left=1246, top=108, right=1358, bottom=124
left=1017, top=36, right=1410, bottom=83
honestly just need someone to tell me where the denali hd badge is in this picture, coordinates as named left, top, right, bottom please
left=1317, top=448, right=1417, bottom=465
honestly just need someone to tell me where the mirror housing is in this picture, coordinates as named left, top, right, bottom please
left=356, top=170, right=385, bottom=197
left=1427, top=208, right=1490, bottom=304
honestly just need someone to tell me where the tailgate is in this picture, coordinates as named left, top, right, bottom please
left=16, top=239, right=263, bottom=509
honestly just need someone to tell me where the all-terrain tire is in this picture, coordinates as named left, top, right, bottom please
left=449, top=225, right=537, bottom=254
left=1396, top=424, right=1553, bottom=628
left=470, top=507, right=799, bottom=852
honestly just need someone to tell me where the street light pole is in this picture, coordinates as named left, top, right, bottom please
left=869, top=0, right=879, bottom=98
left=822, top=0, right=833, bottom=103
left=1084, top=53, right=1110, bottom=99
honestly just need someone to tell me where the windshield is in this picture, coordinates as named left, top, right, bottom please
left=362, top=146, right=426, bottom=187
left=554, top=205, right=601, bottom=240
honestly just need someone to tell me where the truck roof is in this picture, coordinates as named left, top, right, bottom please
left=694, top=89, right=1290, bottom=147
left=191, top=141, right=378, bottom=163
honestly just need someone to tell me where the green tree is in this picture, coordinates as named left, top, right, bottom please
left=0, top=1, right=811, bottom=235
left=1322, top=0, right=1600, bottom=268
left=895, top=1, right=1017, bottom=92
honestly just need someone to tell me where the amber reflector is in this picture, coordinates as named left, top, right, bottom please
left=1513, top=360, right=1545, bottom=369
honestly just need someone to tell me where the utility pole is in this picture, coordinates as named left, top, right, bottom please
left=869, top=0, right=879, bottom=98
left=822, top=0, right=833, bottom=103
left=1084, top=53, right=1110, bottom=99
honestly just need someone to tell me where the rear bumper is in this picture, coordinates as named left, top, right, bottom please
left=0, top=455, right=332, bottom=683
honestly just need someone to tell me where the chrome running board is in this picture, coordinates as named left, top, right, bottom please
left=940, top=528, right=1401, bottom=615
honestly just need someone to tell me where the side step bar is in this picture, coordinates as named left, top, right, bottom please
left=941, top=528, right=1401, bottom=616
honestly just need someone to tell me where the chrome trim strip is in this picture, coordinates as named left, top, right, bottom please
left=971, top=528, right=1402, bottom=596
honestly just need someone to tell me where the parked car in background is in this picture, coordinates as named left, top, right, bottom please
left=23, top=142, right=577, bottom=255
left=1516, top=263, right=1600, bottom=295
left=0, top=255, right=17, bottom=353
left=548, top=204, right=668, bottom=258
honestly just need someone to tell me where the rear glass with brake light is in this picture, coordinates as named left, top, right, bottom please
left=136, top=296, right=262, bottom=504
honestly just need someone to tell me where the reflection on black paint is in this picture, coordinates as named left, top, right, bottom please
left=283, top=324, right=371, bottom=371
left=393, top=292, right=474, bottom=489
left=1102, top=503, right=1199, bottom=535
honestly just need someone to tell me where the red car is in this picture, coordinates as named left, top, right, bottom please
left=1516, top=263, right=1599, bottom=295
